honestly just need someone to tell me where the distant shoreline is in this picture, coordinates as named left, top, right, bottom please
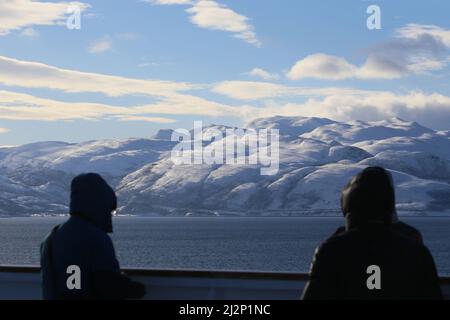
left=1, top=214, right=450, bottom=219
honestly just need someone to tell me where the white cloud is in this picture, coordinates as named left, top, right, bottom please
left=145, top=0, right=192, bottom=4
left=88, top=37, right=113, bottom=54
left=0, top=0, right=89, bottom=35
left=114, top=115, right=177, bottom=123
left=245, top=68, right=279, bottom=81
left=0, top=56, right=240, bottom=121
left=0, top=55, right=196, bottom=97
left=287, top=24, right=450, bottom=80
left=287, top=54, right=357, bottom=80
left=147, top=0, right=260, bottom=46
left=396, top=24, right=450, bottom=47
left=0, top=90, right=133, bottom=121
left=212, top=81, right=450, bottom=130
left=137, top=62, right=158, bottom=67
left=241, top=91, right=450, bottom=130
left=0, top=90, right=181, bottom=122
left=2, top=84, right=450, bottom=130
left=0, top=89, right=237, bottom=121
left=20, top=27, right=39, bottom=37
left=88, top=33, right=139, bottom=54
left=187, top=0, right=260, bottom=46
left=1, top=54, right=450, bottom=130
left=212, top=81, right=373, bottom=100
left=0, top=128, right=9, bottom=134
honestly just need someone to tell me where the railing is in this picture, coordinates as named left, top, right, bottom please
left=0, top=265, right=448, bottom=300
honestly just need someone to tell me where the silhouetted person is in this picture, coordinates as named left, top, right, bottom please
left=40, top=173, right=146, bottom=300
left=302, top=167, right=442, bottom=300
left=331, top=168, right=423, bottom=243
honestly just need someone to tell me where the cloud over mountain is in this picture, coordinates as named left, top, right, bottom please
left=287, top=24, right=450, bottom=80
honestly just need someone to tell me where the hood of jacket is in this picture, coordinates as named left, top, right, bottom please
left=341, top=166, right=395, bottom=230
left=69, top=173, right=116, bottom=233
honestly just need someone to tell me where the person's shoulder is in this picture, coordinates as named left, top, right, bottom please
left=388, top=228, right=430, bottom=255
left=395, top=221, right=420, bottom=232
left=315, top=229, right=357, bottom=254
left=59, top=215, right=111, bottom=242
left=393, top=221, right=423, bottom=241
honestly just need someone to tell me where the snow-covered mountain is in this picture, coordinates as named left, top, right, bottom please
left=1, top=116, right=449, bottom=217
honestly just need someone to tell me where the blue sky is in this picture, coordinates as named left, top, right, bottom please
left=0, top=0, right=450, bottom=145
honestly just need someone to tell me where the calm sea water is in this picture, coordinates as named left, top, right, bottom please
left=0, top=217, right=449, bottom=275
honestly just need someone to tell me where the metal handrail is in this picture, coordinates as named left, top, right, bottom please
left=0, top=264, right=449, bottom=284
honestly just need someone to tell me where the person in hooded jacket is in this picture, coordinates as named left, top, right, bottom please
left=40, top=173, right=146, bottom=300
left=301, top=166, right=442, bottom=300
left=330, top=168, right=423, bottom=243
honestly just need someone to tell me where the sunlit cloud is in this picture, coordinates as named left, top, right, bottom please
left=287, top=54, right=357, bottom=80
left=146, top=0, right=261, bottom=46
left=0, top=0, right=89, bottom=35
left=0, top=90, right=238, bottom=121
left=2, top=83, right=450, bottom=131
left=212, top=81, right=374, bottom=100
left=1, top=49, right=450, bottom=131
left=245, top=68, right=279, bottom=81
left=114, top=115, right=177, bottom=123
left=287, top=24, right=450, bottom=80
left=244, top=91, right=450, bottom=131
left=0, top=55, right=197, bottom=97
left=396, top=24, right=450, bottom=46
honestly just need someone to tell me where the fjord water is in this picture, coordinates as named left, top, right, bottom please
left=0, top=217, right=449, bottom=275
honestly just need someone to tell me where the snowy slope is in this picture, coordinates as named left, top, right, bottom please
left=0, top=116, right=449, bottom=216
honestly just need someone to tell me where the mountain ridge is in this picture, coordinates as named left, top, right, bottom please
left=0, top=116, right=449, bottom=217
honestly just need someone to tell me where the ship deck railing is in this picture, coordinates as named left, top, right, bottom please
left=0, top=265, right=449, bottom=300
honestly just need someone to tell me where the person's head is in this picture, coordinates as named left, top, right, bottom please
left=69, top=173, right=117, bottom=233
left=341, top=166, right=395, bottom=229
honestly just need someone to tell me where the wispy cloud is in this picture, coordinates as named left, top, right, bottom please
left=0, top=90, right=182, bottom=122
left=114, top=115, right=177, bottom=123
left=187, top=1, right=260, bottom=47
left=1, top=53, right=450, bottom=130
left=287, top=24, right=450, bottom=80
left=0, top=55, right=196, bottom=97
left=0, top=56, right=237, bottom=121
left=0, top=0, right=89, bottom=35
left=245, top=68, right=279, bottom=81
left=0, top=89, right=236, bottom=121
left=88, top=36, right=113, bottom=54
left=20, top=27, right=39, bottom=37
left=0, top=90, right=133, bottom=121
left=145, top=0, right=192, bottom=4
left=397, top=24, right=450, bottom=46
left=137, top=62, right=159, bottom=68
left=88, top=33, right=139, bottom=54
left=146, top=0, right=261, bottom=47
left=212, top=81, right=374, bottom=100
left=2, top=81, right=450, bottom=130
left=0, top=128, right=9, bottom=134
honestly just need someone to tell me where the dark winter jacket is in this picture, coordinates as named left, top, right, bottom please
left=301, top=167, right=442, bottom=300
left=332, top=220, right=423, bottom=244
left=40, top=173, right=146, bottom=300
